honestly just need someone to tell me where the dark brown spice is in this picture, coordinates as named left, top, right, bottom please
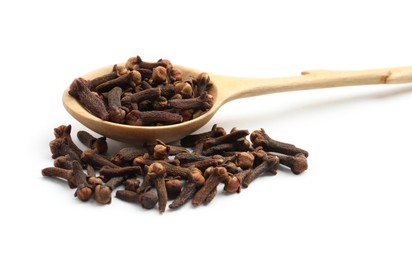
left=116, top=189, right=158, bottom=209
left=107, top=87, right=128, bottom=123
left=174, top=153, right=209, bottom=164
left=251, top=129, right=309, bottom=157
left=111, top=146, right=147, bottom=166
left=152, top=66, right=168, bottom=84
left=99, top=165, right=142, bottom=182
left=86, top=164, right=103, bottom=188
left=202, top=138, right=251, bottom=156
left=69, top=78, right=110, bottom=120
left=235, top=152, right=255, bottom=170
left=94, top=176, right=125, bottom=205
left=192, top=167, right=228, bottom=206
left=89, top=64, right=127, bottom=91
left=181, top=159, right=219, bottom=172
left=165, top=178, right=183, bottom=199
left=277, top=153, right=308, bottom=174
left=169, top=168, right=204, bottom=209
left=81, top=149, right=120, bottom=169
left=174, top=81, right=193, bottom=98
left=168, top=92, right=214, bottom=111
left=41, top=167, right=77, bottom=189
left=77, top=130, right=108, bottom=154
left=53, top=125, right=83, bottom=157
left=69, top=55, right=215, bottom=127
left=242, top=156, right=279, bottom=188
left=43, top=124, right=309, bottom=213
left=202, top=129, right=250, bottom=149
left=49, top=138, right=81, bottom=162
left=180, top=124, right=226, bottom=147
left=95, top=71, right=141, bottom=93
left=125, top=178, right=141, bottom=192
left=224, top=174, right=241, bottom=193
left=72, top=161, right=93, bottom=201
left=121, top=87, right=161, bottom=104
left=53, top=155, right=74, bottom=169
left=125, top=110, right=183, bottom=126
left=147, top=163, right=168, bottom=213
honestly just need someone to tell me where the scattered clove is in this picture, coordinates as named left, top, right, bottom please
left=192, top=167, right=228, bottom=206
left=41, top=167, right=77, bottom=189
left=42, top=123, right=309, bottom=213
left=147, top=163, right=168, bottom=213
left=242, top=156, right=279, bottom=188
left=251, top=129, right=309, bottom=157
left=72, top=161, right=93, bottom=201
left=99, top=165, right=142, bottom=182
left=116, top=189, right=158, bottom=210
left=165, top=178, right=183, bottom=200
left=77, top=130, right=108, bottom=154
left=94, top=176, right=125, bottom=204
left=277, top=153, right=308, bottom=174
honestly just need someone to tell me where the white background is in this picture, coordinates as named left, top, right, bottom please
left=1, top=0, right=411, bottom=259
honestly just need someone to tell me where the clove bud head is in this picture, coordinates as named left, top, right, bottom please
left=94, top=185, right=112, bottom=204
left=75, top=185, right=93, bottom=201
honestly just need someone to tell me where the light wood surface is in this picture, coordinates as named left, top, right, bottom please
left=63, top=64, right=412, bottom=144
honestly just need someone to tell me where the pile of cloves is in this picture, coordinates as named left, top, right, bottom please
left=42, top=124, right=309, bottom=213
left=68, top=55, right=214, bottom=125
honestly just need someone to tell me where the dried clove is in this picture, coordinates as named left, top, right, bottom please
left=277, top=153, right=308, bottom=174
left=69, top=78, right=110, bottom=120
left=174, top=81, right=193, bottom=98
left=202, top=138, right=251, bottom=156
left=202, top=129, right=250, bottom=149
left=235, top=152, right=255, bottom=170
left=125, top=110, right=183, bottom=126
left=53, top=125, right=83, bottom=157
left=251, top=129, right=309, bottom=157
left=111, top=146, right=147, bottom=166
left=116, top=189, right=158, bottom=209
left=174, top=153, right=209, bottom=164
left=169, top=168, right=204, bottom=209
left=95, top=70, right=141, bottom=93
left=107, top=87, right=128, bottom=123
left=68, top=55, right=215, bottom=127
left=49, top=138, right=81, bottom=162
left=99, top=165, right=142, bottom=182
left=181, top=159, right=219, bottom=172
left=242, top=156, right=279, bottom=188
left=41, top=167, right=77, bottom=189
left=125, top=178, right=141, bottom=192
left=81, top=149, right=119, bottom=169
left=77, top=130, right=108, bottom=154
left=43, top=123, right=309, bottom=213
left=165, top=178, right=183, bottom=199
left=120, top=87, right=161, bottom=104
left=180, top=124, right=226, bottom=147
left=94, top=176, right=125, bottom=204
left=192, top=167, right=228, bottom=206
left=72, top=160, right=93, bottom=201
left=224, top=173, right=241, bottom=193
left=147, top=163, right=168, bottom=213
left=53, top=155, right=74, bottom=169
left=168, top=92, right=214, bottom=111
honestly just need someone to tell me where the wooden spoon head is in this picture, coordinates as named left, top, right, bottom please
left=62, top=64, right=220, bottom=144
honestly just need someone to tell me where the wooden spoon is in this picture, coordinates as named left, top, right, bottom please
left=63, top=64, right=412, bottom=143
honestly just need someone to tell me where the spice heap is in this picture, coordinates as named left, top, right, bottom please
left=42, top=124, right=309, bottom=213
left=68, top=55, right=214, bottom=125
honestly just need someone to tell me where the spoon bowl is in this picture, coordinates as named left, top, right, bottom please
left=63, top=63, right=412, bottom=144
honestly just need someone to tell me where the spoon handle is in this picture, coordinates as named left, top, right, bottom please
left=213, top=65, right=412, bottom=104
